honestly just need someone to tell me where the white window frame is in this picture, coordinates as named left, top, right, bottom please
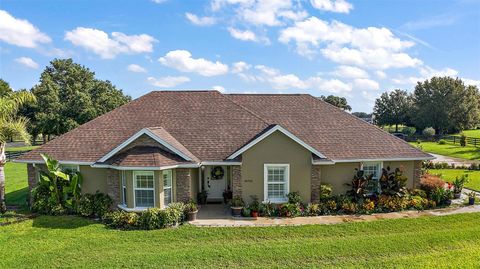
left=264, top=164, right=290, bottom=203
left=133, top=171, right=155, bottom=209
left=121, top=171, right=127, bottom=206
left=163, top=169, right=173, bottom=207
left=361, top=161, right=383, bottom=180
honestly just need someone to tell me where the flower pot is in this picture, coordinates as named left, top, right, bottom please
left=454, top=192, right=461, bottom=199
left=231, top=206, right=243, bottom=217
left=251, top=211, right=258, bottom=218
left=469, top=197, right=475, bottom=205
left=188, top=210, right=198, bottom=221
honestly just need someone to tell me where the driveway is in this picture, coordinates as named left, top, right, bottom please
left=430, top=153, right=480, bottom=166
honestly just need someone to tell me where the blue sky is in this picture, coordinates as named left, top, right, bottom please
left=1, top=0, right=479, bottom=112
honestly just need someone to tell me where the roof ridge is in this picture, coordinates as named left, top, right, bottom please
left=221, top=94, right=271, bottom=125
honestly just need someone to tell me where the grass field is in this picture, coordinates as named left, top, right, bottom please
left=410, top=141, right=480, bottom=160
left=4, top=162, right=28, bottom=207
left=461, top=129, right=480, bottom=139
left=0, top=214, right=479, bottom=268
left=429, top=169, right=480, bottom=191
left=5, top=145, right=39, bottom=152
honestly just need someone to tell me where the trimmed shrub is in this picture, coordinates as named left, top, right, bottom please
left=422, top=127, right=435, bottom=137
left=402, top=126, right=416, bottom=136
left=377, top=195, right=407, bottom=212
left=419, top=174, right=445, bottom=193
left=438, top=139, right=447, bottom=145
left=460, top=133, right=467, bottom=147
left=76, top=192, right=113, bottom=218
left=103, top=211, right=139, bottom=230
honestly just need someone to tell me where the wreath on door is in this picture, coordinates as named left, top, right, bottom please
left=211, top=166, right=225, bottom=180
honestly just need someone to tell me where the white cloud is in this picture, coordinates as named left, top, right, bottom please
left=228, top=27, right=260, bottom=42
left=212, top=85, right=226, bottom=93
left=332, top=65, right=368, bottom=79
left=375, top=70, right=387, bottom=79
left=147, top=76, right=190, bottom=87
left=158, top=50, right=229, bottom=76
left=253, top=64, right=352, bottom=94
left=64, top=27, right=157, bottom=59
left=15, top=57, right=39, bottom=69
left=211, top=0, right=307, bottom=26
left=391, top=66, right=459, bottom=85
left=353, top=78, right=380, bottom=90
left=279, top=16, right=420, bottom=69
left=0, top=10, right=51, bottom=48
left=310, top=0, right=353, bottom=14
left=463, top=79, right=480, bottom=87
left=232, top=61, right=251, bottom=73
left=185, top=13, right=216, bottom=26
left=127, top=64, right=147, bottom=73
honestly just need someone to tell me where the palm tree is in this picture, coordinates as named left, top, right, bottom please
left=0, top=90, right=36, bottom=212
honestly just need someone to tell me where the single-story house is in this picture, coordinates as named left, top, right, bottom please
left=17, top=91, right=433, bottom=211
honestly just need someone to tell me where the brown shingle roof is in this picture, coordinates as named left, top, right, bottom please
left=19, top=90, right=431, bottom=164
left=226, top=94, right=431, bottom=160
left=104, top=146, right=191, bottom=167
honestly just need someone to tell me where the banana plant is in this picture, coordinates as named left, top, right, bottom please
left=38, top=153, right=83, bottom=209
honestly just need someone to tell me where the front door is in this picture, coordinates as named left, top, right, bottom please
left=205, top=166, right=226, bottom=201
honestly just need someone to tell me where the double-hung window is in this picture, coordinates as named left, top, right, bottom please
left=264, top=164, right=289, bottom=203
left=134, top=171, right=155, bottom=208
left=163, top=170, right=173, bottom=206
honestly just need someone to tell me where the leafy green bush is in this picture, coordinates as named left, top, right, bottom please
left=377, top=195, right=407, bottom=212
left=103, top=203, right=186, bottom=230
left=306, top=203, right=321, bottom=216
left=279, top=203, right=301, bottom=217
left=460, top=133, right=467, bottom=147
left=422, top=127, right=435, bottom=137
left=402, top=126, right=416, bottom=136
left=319, top=183, right=333, bottom=200
left=438, top=139, right=447, bottom=145
left=76, top=192, right=113, bottom=218
left=286, top=192, right=302, bottom=204
left=379, top=167, right=407, bottom=197
left=340, top=201, right=357, bottom=214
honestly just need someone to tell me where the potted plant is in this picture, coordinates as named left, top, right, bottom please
left=249, top=195, right=260, bottom=218
left=468, top=191, right=476, bottom=205
left=452, top=175, right=468, bottom=199
left=230, top=195, right=244, bottom=217
left=186, top=200, right=198, bottom=221
left=197, top=190, right=208, bottom=205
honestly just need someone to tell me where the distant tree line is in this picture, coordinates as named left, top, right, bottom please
left=373, top=77, right=480, bottom=135
left=2, top=58, right=131, bottom=144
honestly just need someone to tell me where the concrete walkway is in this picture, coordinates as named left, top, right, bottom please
left=190, top=203, right=480, bottom=227
left=430, top=153, right=479, bottom=166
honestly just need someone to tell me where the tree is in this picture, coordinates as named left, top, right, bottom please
left=373, top=89, right=412, bottom=132
left=319, top=95, right=352, bottom=111
left=352, top=112, right=372, bottom=118
left=22, top=59, right=131, bottom=141
left=411, top=77, right=480, bottom=134
left=0, top=79, right=13, bottom=98
left=0, top=91, right=36, bottom=212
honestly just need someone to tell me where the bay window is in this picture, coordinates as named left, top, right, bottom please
left=134, top=171, right=155, bottom=208
left=163, top=170, right=173, bottom=206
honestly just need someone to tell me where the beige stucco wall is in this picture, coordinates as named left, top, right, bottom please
left=321, top=161, right=417, bottom=194
left=79, top=166, right=108, bottom=194
left=241, top=131, right=312, bottom=203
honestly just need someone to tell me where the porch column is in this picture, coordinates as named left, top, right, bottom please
left=232, top=166, right=242, bottom=198
left=176, top=168, right=191, bottom=203
left=311, top=165, right=321, bottom=203
left=413, top=160, right=422, bottom=188
left=27, top=164, right=36, bottom=205
left=106, top=169, right=120, bottom=208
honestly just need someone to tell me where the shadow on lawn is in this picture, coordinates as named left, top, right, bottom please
left=5, top=187, right=28, bottom=207
left=32, top=215, right=96, bottom=229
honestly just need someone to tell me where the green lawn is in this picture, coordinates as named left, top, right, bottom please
left=5, top=145, right=39, bottom=152
left=4, top=162, right=28, bottom=207
left=429, top=169, right=480, bottom=191
left=410, top=141, right=480, bottom=160
left=461, top=129, right=480, bottom=139
left=0, top=214, right=479, bottom=268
